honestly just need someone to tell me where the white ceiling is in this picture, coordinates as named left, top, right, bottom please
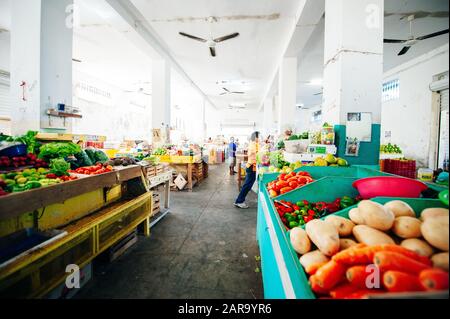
left=296, top=0, right=449, bottom=108
left=130, top=0, right=303, bottom=110
left=73, top=0, right=153, bottom=91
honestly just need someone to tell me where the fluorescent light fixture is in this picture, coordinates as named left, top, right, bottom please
left=308, top=79, right=323, bottom=86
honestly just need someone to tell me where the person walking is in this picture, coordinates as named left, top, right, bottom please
left=228, top=137, right=237, bottom=175
left=234, top=131, right=260, bottom=209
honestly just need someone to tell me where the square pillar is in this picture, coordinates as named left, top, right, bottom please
left=278, top=57, right=297, bottom=133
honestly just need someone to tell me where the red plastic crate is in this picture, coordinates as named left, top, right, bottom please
left=381, top=159, right=416, bottom=179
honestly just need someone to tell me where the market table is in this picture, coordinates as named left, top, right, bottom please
left=154, top=155, right=203, bottom=191
left=0, top=165, right=153, bottom=298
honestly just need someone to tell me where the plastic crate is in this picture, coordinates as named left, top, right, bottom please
left=259, top=194, right=447, bottom=299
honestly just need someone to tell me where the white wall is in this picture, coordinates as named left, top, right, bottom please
left=204, top=106, right=264, bottom=140
left=72, top=70, right=152, bottom=142
left=296, top=105, right=322, bottom=134
left=381, top=44, right=449, bottom=168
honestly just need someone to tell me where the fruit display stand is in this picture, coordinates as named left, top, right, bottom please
left=283, top=145, right=337, bottom=164
left=0, top=165, right=153, bottom=298
left=256, top=167, right=447, bottom=299
left=154, top=154, right=203, bottom=191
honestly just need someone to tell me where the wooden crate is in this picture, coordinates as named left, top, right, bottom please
left=192, top=162, right=204, bottom=182
left=108, top=230, right=138, bottom=262
left=202, top=162, right=209, bottom=178
left=145, top=166, right=157, bottom=178
left=151, top=193, right=160, bottom=216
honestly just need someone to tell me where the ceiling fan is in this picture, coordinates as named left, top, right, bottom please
left=179, top=31, right=240, bottom=57
left=384, top=15, right=449, bottom=56
left=220, top=87, right=245, bottom=96
left=124, top=87, right=151, bottom=96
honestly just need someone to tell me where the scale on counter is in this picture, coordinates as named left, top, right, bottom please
left=283, top=144, right=338, bottom=163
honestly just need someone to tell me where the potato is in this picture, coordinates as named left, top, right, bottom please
left=392, top=216, right=422, bottom=238
left=305, top=219, right=340, bottom=256
left=420, top=208, right=449, bottom=222
left=299, top=250, right=330, bottom=270
left=421, top=216, right=449, bottom=251
left=431, top=252, right=449, bottom=272
left=349, top=208, right=365, bottom=225
left=384, top=200, right=415, bottom=218
left=352, top=225, right=395, bottom=246
left=325, top=215, right=355, bottom=237
left=358, top=200, right=395, bottom=231
left=339, top=238, right=358, bottom=250
left=401, top=238, right=434, bottom=257
left=290, top=227, right=311, bottom=255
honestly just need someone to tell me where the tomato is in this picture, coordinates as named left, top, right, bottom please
left=276, top=181, right=289, bottom=188
left=297, top=171, right=311, bottom=177
left=279, top=174, right=287, bottom=181
left=289, top=181, right=298, bottom=189
left=269, top=190, right=278, bottom=197
left=287, top=177, right=298, bottom=183
left=279, top=187, right=293, bottom=195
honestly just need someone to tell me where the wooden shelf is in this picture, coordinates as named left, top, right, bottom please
left=46, top=110, right=82, bottom=119
left=0, top=166, right=143, bottom=220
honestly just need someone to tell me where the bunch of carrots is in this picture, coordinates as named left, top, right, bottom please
left=307, top=244, right=449, bottom=299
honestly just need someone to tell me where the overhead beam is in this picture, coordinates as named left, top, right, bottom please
left=258, top=0, right=325, bottom=112
left=105, top=0, right=218, bottom=110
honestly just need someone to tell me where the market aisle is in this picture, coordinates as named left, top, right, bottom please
left=77, top=164, right=263, bottom=299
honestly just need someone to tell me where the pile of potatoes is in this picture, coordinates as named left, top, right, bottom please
left=290, top=200, right=449, bottom=274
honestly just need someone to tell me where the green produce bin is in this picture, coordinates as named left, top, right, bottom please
left=257, top=189, right=447, bottom=299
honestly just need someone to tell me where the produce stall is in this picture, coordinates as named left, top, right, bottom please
left=0, top=131, right=166, bottom=298
left=257, top=166, right=449, bottom=299
left=151, top=145, right=205, bottom=191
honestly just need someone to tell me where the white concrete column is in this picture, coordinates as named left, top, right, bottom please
left=263, top=97, right=273, bottom=136
left=278, top=57, right=297, bottom=133
left=152, top=59, right=171, bottom=142
left=323, top=0, right=384, bottom=125
left=10, top=0, right=74, bottom=135
left=202, top=98, right=207, bottom=141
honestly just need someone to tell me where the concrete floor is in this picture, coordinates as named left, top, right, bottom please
left=77, top=164, right=264, bottom=299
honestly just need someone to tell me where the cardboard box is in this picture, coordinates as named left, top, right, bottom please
left=174, top=173, right=187, bottom=190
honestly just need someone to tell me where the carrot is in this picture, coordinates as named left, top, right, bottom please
left=332, top=244, right=367, bottom=263
left=343, top=289, right=385, bottom=299
left=333, top=244, right=432, bottom=266
left=383, top=271, right=424, bottom=292
left=346, top=265, right=372, bottom=288
left=375, top=245, right=432, bottom=266
left=305, top=261, right=329, bottom=275
left=314, top=260, right=348, bottom=291
left=374, top=251, right=431, bottom=275
left=419, top=268, right=449, bottom=291
left=330, top=283, right=360, bottom=299
left=309, top=275, right=329, bottom=295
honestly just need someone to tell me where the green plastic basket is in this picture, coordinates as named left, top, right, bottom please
left=284, top=197, right=447, bottom=299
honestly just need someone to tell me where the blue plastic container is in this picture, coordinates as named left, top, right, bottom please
left=0, top=144, right=27, bottom=157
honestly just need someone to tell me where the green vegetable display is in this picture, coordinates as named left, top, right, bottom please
left=3, top=131, right=40, bottom=154
left=93, top=150, right=109, bottom=163
left=153, top=148, right=168, bottom=156
left=39, top=142, right=81, bottom=160
left=49, top=158, right=71, bottom=177
left=74, top=150, right=94, bottom=168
